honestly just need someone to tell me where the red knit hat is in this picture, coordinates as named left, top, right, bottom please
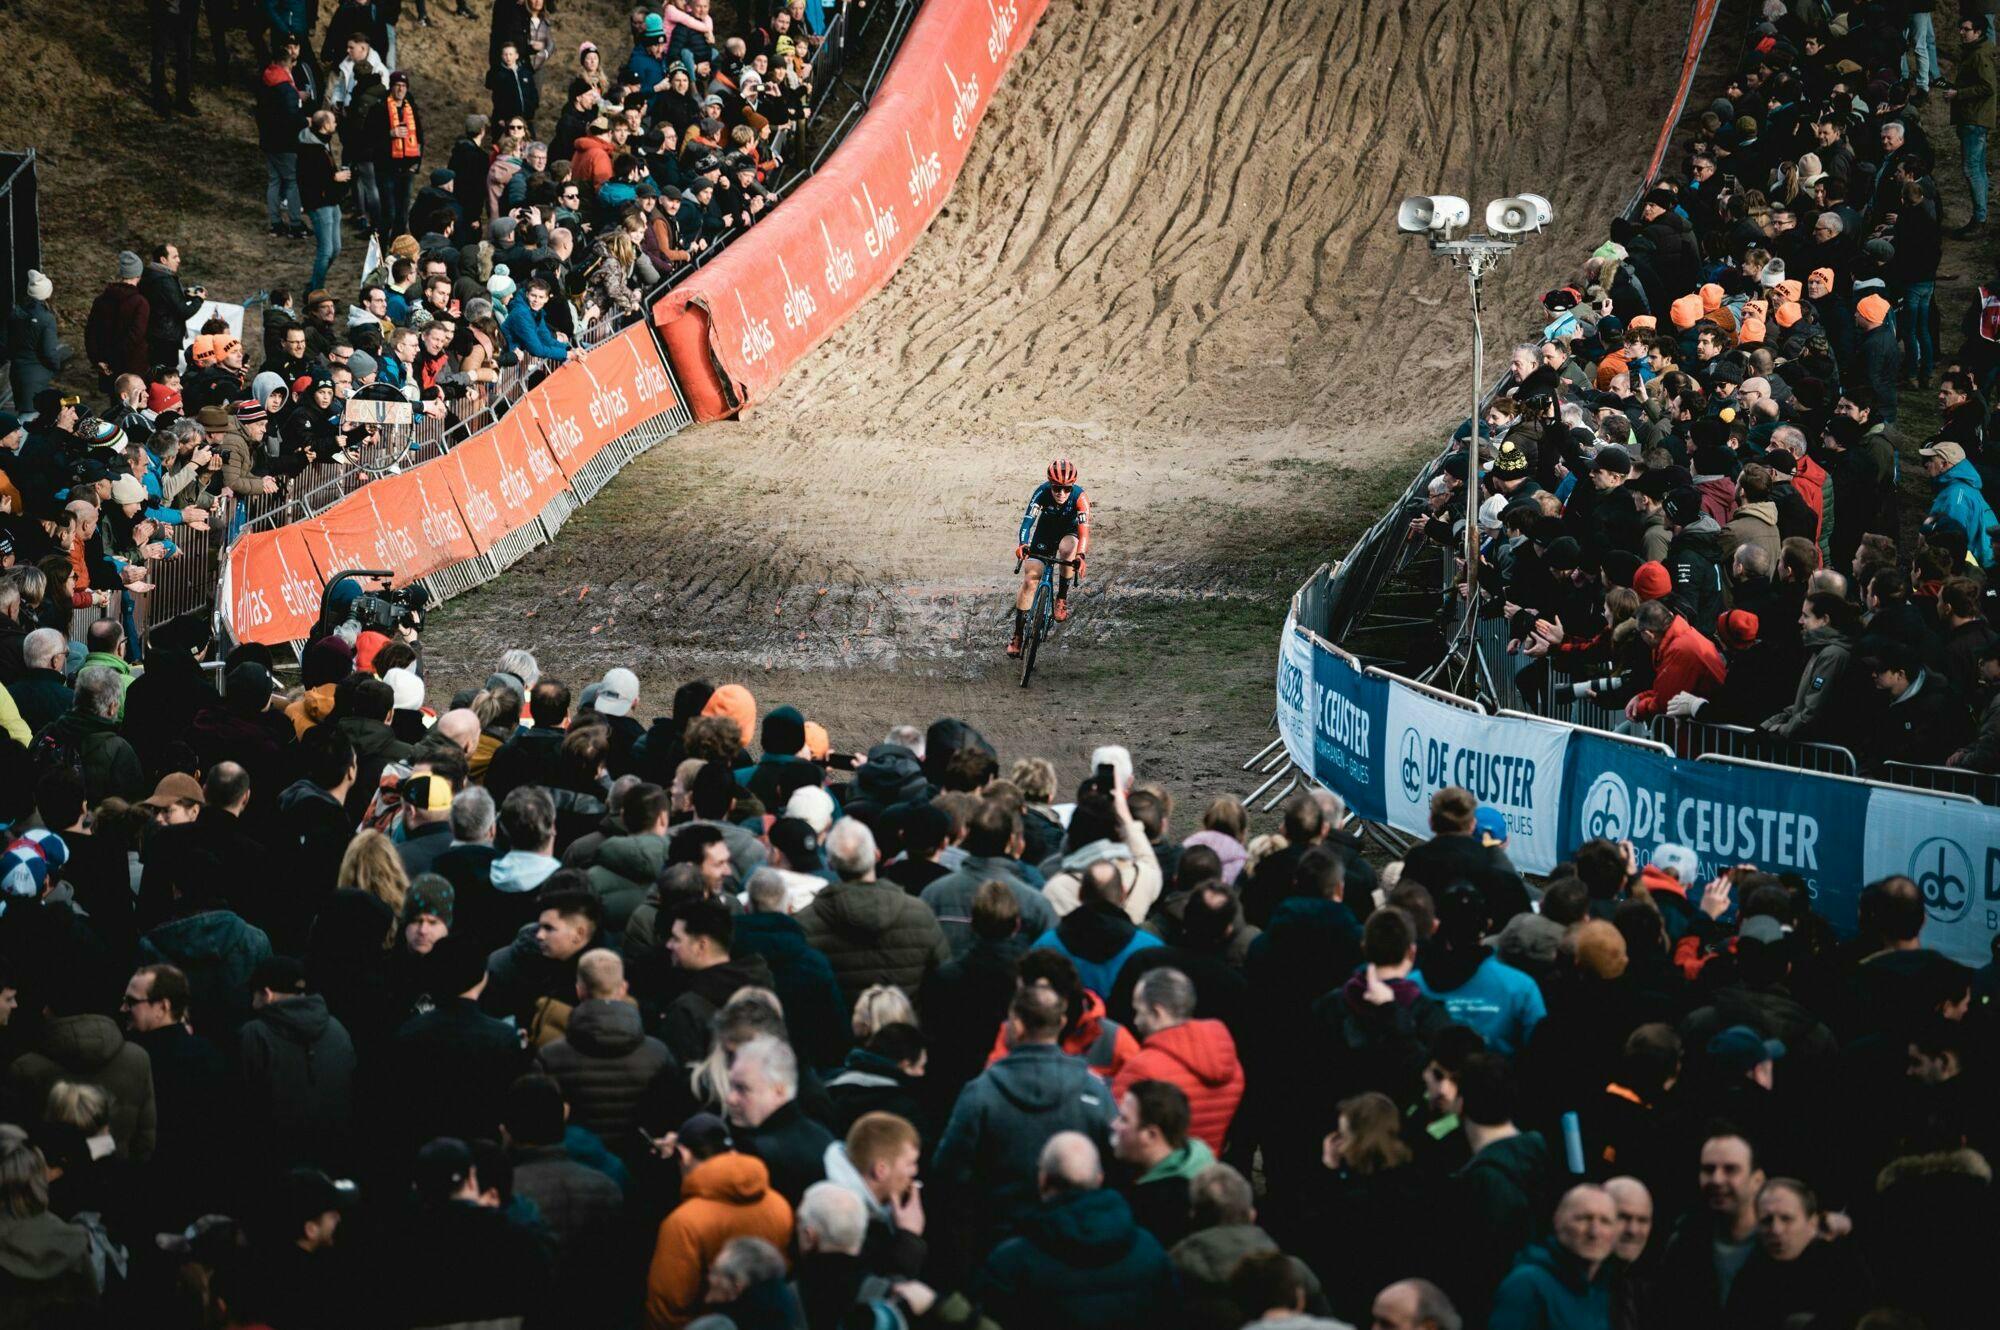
left=1633, top=561, right=1673, bottom=601
left=1716, top=610, right=1760, bottom=650
left=147, top=382, right=182, bottom=413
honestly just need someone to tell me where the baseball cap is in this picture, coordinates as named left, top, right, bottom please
left=1472, top=805, right=1509, bottom=846
left=595, top=666, right=639, bottom=717
left=403, top=774, right=454, bottom=813
left=1919, top=441, right=1967, bottom=469
left=768, top=816, right=822, bottom=869
left=1663, top=487, right=1704, bottom=526
left=144, top=772, right=206, bottom=808
left=677, top=1112, right=734, bottom=1157
left=1737, top=914, right=1786, bottom=945
left=414, top=1138, right=476, bottom=1198
left=273, top=1167, right=351, bottom=1230
left=1707, top=1024, right=1786, bottom=1078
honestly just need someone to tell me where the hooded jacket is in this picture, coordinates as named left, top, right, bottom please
left=1666, top=514, right=1731, bottom=629
left=1763, top=623, right=1855, bottom=739
left=1929, top=456, right=1998, bottom=567
left=729, top=912, right=851, bottom=1071
left=138, top=908, right=274, bottom=1040
left=922, top=855, right=1057, bottom=959
left=238, top=994, right=357, bottom=1169
left=972, top=1188, right=1177, bottom=1330
left=0, top=1211, right=98, bottom=1328
left=1170, top=1224, right=1330, bottom=1330
left=536, top=997, right=676, bottom=1148
left=1034, top=902, right=1166, bottom=1001
left=660, top=952, right=777, bottom=1063
left=5, top=1014, right=158, bottom=1161
left=1489, top=1237, right=1618, bottom=1330
left=1449, top=1131, right=1558, bottom=1314
left=794, top=879, right=952, bottom=1009
left=933, top=1042, right=1117, bottom=1231
left=1722, top=499, right=1783, bottom=567
left=984, top=987, right=1139, bottom=1082
left=645, top=1152, right=794, bottom=1329
left=1041, top=823, right=1163, bottom=923
left=1111, top=1019, right=1245, bottom=1152
left=583, top=831, right=669, bottom=933
left=37, top=709, right=146, bottom=805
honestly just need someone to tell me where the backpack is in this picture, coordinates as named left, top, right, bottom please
left=30, top=723, right=86, bottom=784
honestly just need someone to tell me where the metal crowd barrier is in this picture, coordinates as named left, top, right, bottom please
left=1651, top=715, right=1859, bottom=778
left=1880, top=760, right=2000, bottom=807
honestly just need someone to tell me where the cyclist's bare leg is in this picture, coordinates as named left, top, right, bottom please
left=1056, top=535, right=1078, bottom=602
left=1016, top=557, right=1043, bottom=613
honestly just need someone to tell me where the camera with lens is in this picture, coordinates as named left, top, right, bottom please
left=349, top=583, right=430, bottom=635
left=1569, top=674, right=1625, bottom=701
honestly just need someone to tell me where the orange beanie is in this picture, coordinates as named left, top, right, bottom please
left=1628, top=314, right=1658, bottom=331
left=1773, top=300, right=1803, bottom=327
left=1855, top=294, right=1891, bottom=328
left=1772, top=279, right=1802, bottom=305
left=802, top=720, right=831, bottom=761
left=702, top=683, right=758, bottom=747
left=1670, top=293, right=1706, bottom=328
left=1738, top=316, right=1767, bottom=345
left=1809, top=267, right=1835, bottom=291
left=1700, top=282, right=1724, bottom=311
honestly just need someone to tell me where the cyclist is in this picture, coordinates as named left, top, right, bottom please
left=1009, top=456, right=1090, bottom=657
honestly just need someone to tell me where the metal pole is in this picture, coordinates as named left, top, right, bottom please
left=1463, top=263, right=1483, bottom=634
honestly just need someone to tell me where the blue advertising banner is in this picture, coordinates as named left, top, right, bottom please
left=1561, top=733, right=1870, bottom=918
left=1862, top=787, right=2000, bottom=968
left=1275, top=620, right=1388, bottom=823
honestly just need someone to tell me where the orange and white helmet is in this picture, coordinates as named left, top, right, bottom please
left=1047, top=456, right=1078, bottom=486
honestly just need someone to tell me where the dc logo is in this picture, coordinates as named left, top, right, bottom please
left=1912, top=837, right=1973, bottom=923
left=1279, top=660, right=1306, bottom=710
left=1583, top=773, right=1631, bottom=841
left=1399, top=729, right=1423, bottom=803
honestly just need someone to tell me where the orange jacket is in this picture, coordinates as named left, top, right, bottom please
left=1111, top=1018, right=1246, bottom=1152
left=645, top=1152, right=793, bottom=1330
left=985, top=988, right=1138, bottom=1082
left=571, top=135, right=615, bottom=191
left=1629, top=614, right=1727, bottom=721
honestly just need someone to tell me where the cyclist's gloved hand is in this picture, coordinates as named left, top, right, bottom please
left=1015, top=543, right=1028, bottom=563
left=1073, top=556, right=1086, bottom=581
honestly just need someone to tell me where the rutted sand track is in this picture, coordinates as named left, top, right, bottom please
left=428, top=0, right=1688, bottom=789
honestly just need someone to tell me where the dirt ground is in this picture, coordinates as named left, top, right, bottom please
left=5, top=0, right=645, bottom=379
left=426, top=0, right=1690, bottom=801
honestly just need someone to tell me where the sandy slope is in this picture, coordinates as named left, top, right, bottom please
left=427, top=0, right=1688, bottom=792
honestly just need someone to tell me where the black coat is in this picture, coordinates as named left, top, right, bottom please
left=387, top=996, right=527, bottom=1148
left=1399, top=833, right=1532, bottom=923
left=736, top=1099, right=836, bottom=1206
left=137, top=263, right=201, bottom=370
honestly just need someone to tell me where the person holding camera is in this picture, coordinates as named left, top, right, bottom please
left=138, top=245, right=206, bottom=374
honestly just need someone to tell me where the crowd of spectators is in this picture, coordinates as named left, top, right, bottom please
left=1416, top=0, right=2000, bottom=776
left=5, top=0, right=831, bottom=562
left=0, top=615, right=1991, bottom=1330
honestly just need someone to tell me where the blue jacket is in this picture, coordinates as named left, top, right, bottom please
left=619, top=46, right=670, bottom=92
left=502, top=298, right=570, bottom=362
left=1929, top=457, right=1997, bottom=567
left=1413, top=953, right=1547, bottom=1058
left=730, top=912, right=852, bottom=1070
left=974, top=1188, right=1177, bottom=1330
left=1489, top=1237, right=1617, bottom=1330
left=1032, top=904, right=1163, bottom=1001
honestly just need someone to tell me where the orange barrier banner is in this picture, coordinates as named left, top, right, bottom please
left=517, top=321, right=681, bottom=478
left=442, top=406, right=571, bottom=550
left=654, top=0, right=1050, bottom=418
left=1637, top=0, right=1722, bottom=196
left=226, top=521, right=331, bottom=646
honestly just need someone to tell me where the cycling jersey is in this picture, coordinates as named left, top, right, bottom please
left=1018, top=482, right=1091, bottom=556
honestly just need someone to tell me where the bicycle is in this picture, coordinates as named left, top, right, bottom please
left=1013, top=555, right=1078, bottom=688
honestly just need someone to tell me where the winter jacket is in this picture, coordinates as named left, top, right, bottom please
left=1865, top=668, right=1970, bottom=769
left=984, top=987, right=1140, bottom=1083
left=1928, top=456, right=1997, bottom=567
left=1665, top=514, right=1731, bottom=629
left=933, top=1042, right=1117, bottom=1235
left=7, top=669, right=70, bottom=737
left=973, top=1188, right=1177, bottom=1330
left=1111, top=1019, right=1245, bottom=1152
left=1032, top=902, right=1165, bottom=1001
left=1396, top=833, right=1527, bottom=923
left=730, top=912, right=851, bottom=1071
left=257, top=62, right=308, bottom=152
left=1042, top=823, right=1163, bottom=922
left=1415, top=954, right=1549, bottom=1058
left=536, top=997, right=676, bottom=1150
left=921, top=855, right=1058, bottom=958
left=238, top=994, right=357, bottom=1170
left=824, top=1046, right=931, bottom=1144
left=137, top=262, right=200, bottom=369
left=1628, top=613, right=1728, bottom=721
left=84, top=281, right=150, bottom=380
left=7, top=299, right=66, bottom=405
left=794, top=880, right=952, bottom=1009
left=35, top=709, right=145, bottom=805
left=1489, top=1237, right=1618, bottom=1330
left=1952, top=35, right=2000, bottom=130
left=503, top=295, right=571, bottom=362
left=137, top=908, right=273, bottom=1041
left=0, top=1211, right=98, bottom=1329
left=1447, top=1132, right=1558, bottom=1317
left=1179, top=829, right=1247, bottom=884
left=4, top=1014, right=157, bottom=1161
left=1855, top=320, right=1901, bottom=422
left=510, top=1139, right=624, bottom=1258
left=1763, top=624, right=1855, bottom=740
left=645, top=1152, right=794, bottom=1330
left=1170, top=1224, right=1329, bottom=1330
left=660, top=952, right=777, bottom=1064
left=1722, top=500, right=1783, bottom=569
left=390, top=996, right=527, bottom=1147
left=583, top=831, right=671, bottom=936
left=1126, top=1136, right=1215, bottom=1247
left=735, top=1099, right=835, bottom=1206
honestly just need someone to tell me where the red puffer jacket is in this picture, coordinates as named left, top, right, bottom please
left=1629, top=614, right=1727, bottom=721
left=1112, top=1018, right=1246, bottom=1152
left=985, top=989, right=1138, bottom=1083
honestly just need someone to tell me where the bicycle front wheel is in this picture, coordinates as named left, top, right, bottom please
left=1020, top=584, right=1050, bottom=687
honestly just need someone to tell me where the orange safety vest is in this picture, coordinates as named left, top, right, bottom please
left=387, top=98, right=421, bottom=161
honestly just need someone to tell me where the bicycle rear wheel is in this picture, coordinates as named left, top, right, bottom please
left=1020, top=584, right=1050, bottom=687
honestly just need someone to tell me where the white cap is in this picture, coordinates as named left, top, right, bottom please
left=1478, top=494, right=1508, bottom=531
left=1651, top=843, right=1700, bottom=887
left=595, top=666, right=639, bottom=717
left=785, top=785, right=836, bottom=835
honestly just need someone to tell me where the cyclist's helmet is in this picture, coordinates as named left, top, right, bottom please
left=1047, top=456, right=1078, bottom=487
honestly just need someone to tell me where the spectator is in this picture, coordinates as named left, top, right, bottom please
left=795, top=818, right=951, bottom=1008
left=1029, top=857, right=1164, bottom=1000
left=1170, top=1164, right=1329, bottom=1330
left=1488, top=1184, right=1621, bottom=1330
left=237, top=956, right=357, bottom=1172
left=725, top=1034, right=833, bottom=1206
left=971, top=1131, right=1176, bottom=1330
left=535, top=948, right=675, bottom=1154
left=84, top=254, right=151, bottom=389
left=643, top=1113, right=793, bottom=1330
left=7, top=271, right=69, bottom=409
left=1111, top=967, right=1244, bottom=1153
left=920, top=800, right=1057, bottom=957
left=1918, top=441, right=1997, bottom=567
left=1109, top=1079, right=1212, bottom=1247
